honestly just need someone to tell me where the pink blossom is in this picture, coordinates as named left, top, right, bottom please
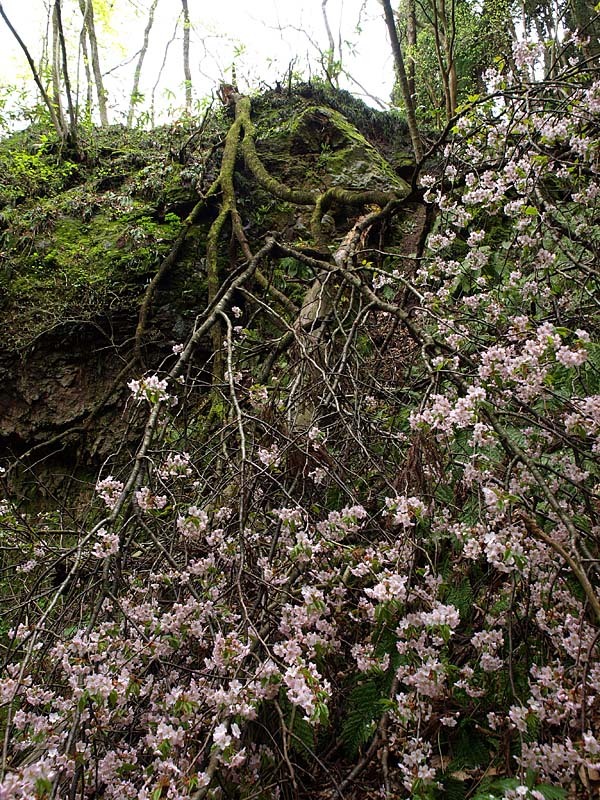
left=213, top=723, right=232, bottom=750
left=92, top=528, right=120, bottom=558
left=365, top=572, right=408, bottom=603
left=96, top=475, right=124, bottom=509
left=128, top=374, right=170, bottom=404
left=383, top=495, right=426, bottom=527
left=258, top=444, right=280, bottom=468
left=135, top=487, right=168, bottom=511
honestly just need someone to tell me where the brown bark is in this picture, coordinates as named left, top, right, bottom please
left=54, top=0, right=78, bottom=148
left=430, top=0, right=457, bottom=120
left=52, top=3, right=66, bottom=134
left=79, top=20, right=94, bottom=120
left=405, top=0, right=417, bottom=103
left=381, top=0, right=423, bottom=161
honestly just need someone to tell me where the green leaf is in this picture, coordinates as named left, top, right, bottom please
left=438, top=775, right=469, bottom=800
left=158, top=739, right=171, bottom=757
left=536, top=785, right=567, bottom=799
left=35, top=777, right=53, bottom=797
left=311, top=700, right=329, bottom=726
left=341, top=677, right=389, bottom=756
left=289, top=711, right=316, bottom=754
left=445, top=579, right=474, bottom=621
left=449, top=722, right=491, bottom=770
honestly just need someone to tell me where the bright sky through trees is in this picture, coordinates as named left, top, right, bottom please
left=0, top=0, right=395, bottom=122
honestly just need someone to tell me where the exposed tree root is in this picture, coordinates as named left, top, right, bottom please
left=135, top=93, right=409, bottom=383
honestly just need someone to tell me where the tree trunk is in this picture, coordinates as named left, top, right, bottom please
left=321, top=0, right=339, bottom=87
left=54, top=0, right=78, bottom=148
left=52, top=3, right=68, bottom=137
left=447, top=59, right=457, bottom=117
left=78, top=0, right=109, bottom=126
left=79, top=21, right=94, bottom=122
left=441, top=0, right=458, bottom=118
left=0, top=2, right=65, bottom=138
left=429, top=0, right=457, bottom=120
left=128, top=0, right=160, bottom=127
left=405, top=0, right=417, bottom=104
left=381, top=0, right=422, bottom=161
left=181, top=0, right=192, bottom=112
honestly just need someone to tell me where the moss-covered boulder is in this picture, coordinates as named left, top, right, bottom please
left=256, top=104, right=407, bottom=194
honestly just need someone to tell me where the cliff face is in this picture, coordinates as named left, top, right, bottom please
left=0, top=85, right=418, bottom=497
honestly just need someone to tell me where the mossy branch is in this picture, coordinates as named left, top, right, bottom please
left=238, top=97, right=316, bottom=206
left=205, top=106, right=245, bottom=384
left=311, top=186, right=398, bottom=245
left=236, top=95, right=405, bottom=246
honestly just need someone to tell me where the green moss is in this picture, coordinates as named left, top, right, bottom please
left=310, top=107, right=406, bottom=192
left=253, top=103, right=408, bottom=198
left=0, top=203, right=188, bottom=347
left=12, top=208, right=178, bottom=287
left=0, top=128, right=82, bottom=207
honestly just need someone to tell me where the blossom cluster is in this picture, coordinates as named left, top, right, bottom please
left=128, top=374, right=171, bottom=404
left=95, top=475, right=124, bottom=509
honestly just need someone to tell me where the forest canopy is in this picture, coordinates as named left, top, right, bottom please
left=0, top=1, right=600, bottom=799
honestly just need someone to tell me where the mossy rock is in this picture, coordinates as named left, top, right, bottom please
left=0, top=84, right=417, bottom=499
left=0, top=206, right=184, bottom=347
left=255, top=103, right=409, bottom=196
left=0, top=122, right=210, bottom=347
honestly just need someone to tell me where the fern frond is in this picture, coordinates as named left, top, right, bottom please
left=341, top=677, right=389, bottom=756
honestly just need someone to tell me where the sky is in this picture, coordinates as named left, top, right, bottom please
left=0, top=0, right=395, bottom=126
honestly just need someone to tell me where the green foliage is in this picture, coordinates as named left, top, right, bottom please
left=289, top=710, right=316, bottom=754
left=341, top=674, right=391, bottom=755
left=444, top=579, right=475, bottom=622
left=581, top=342, right=600, bottom=395
left=449, top=721, right=492, bottom=770
left=471, top=777, right=567, bottom=799
left=0, top=137, right=78, bottom=205
left=279, top=256, right=312, bottom=280
left=436, top=775, right=470, bottom=800
left=394, top=0, right=492, bottom=126
left=0, top=118, right=208, bottom=347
